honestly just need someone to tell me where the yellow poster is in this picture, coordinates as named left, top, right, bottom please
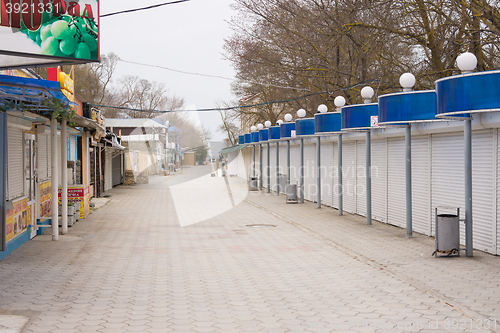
left=5, top=198, right=31, bottom=242
left=39, top=180, right=52, bottom=218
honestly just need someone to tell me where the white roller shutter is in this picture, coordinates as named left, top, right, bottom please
left=320, top=140, right=334, bottom=207
left=237, top=150, right=246, bottom=179
left=104, top=149, right=113, bottom=191
left=496, top=129, right=500, bottom=255
left=303, top=143, right=316, bottom=202
left=290, top=143, right=300, bottom=188
left=57, top=132, right=62, bottom=185
left=261, top=144, right=268, bottom=189
left=356, top=140, right=366, bottom=216
left=431, top=132, right=465, bottom=240
left=342, top=141, right=356, bottom=214
left=471, top=130, right=494, bottom=253
left=387, top=137, right=406, bottom=228
left=331, top=141, right=339, bottom=209
left=7, top=126, right=24, bottom=200
left=412, top=135, right=431, bottom=235
left=37, top=133, right=49, bottom=181
left=70, top=135, right=77, bottom=161
left=269, top=144, right=276, bottom=192
left=371, top=139, right=387, bottom=223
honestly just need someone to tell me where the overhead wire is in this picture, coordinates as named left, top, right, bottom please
left=89, top=78, right=397, bottom=114
left=101, top=0, right=191, bottom=18
left=119, top=59, right=311, bottom=91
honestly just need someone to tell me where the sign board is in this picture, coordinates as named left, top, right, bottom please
left=47, top=67, right=73, bottom=101
left=371, top=116, right=379, bottom=127
left=291, top=130, right=296, bottom=138
left=0, top=0, right=99, bottom=69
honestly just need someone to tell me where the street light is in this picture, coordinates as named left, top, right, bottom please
left=457, top=52, right=477, bottom=73
left=400, top=73, right=416, bottom=92
left=265, top=120, right=272, bottom=128
left=317, top=104, right=328, bottom=113
left=257, top=123, right=264, bottom=130
left=361, top=86, right=375, bottom=104
left=277, top=120, right=283, bottom=125
left=284, top=113, right=292, bottom=122
left=297, top=109, right=306, bottom=118
left=334, top=96, right=346, bottom=111
left=251, top=125, right=257, bottom=132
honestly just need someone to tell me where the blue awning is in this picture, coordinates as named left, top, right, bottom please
left=0, top=74, right=74, bottom=111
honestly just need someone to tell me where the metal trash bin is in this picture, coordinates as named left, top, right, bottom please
left=286, top=182, right=298, bottom=204
left=249, top=176, right=259, bottom=191
left=434, top=207, right=460, bottom=257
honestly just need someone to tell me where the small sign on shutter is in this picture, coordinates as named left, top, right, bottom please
left=371, top=116, right=379, bottom=127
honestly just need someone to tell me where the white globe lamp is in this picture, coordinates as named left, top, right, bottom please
left=277, top=120, right=283, bottom=125
left=257, top=123, right=264, bottom=130
left=297, top=109, right=306, bottom=118
left=361, top=86, right=375, bottom=103
left=457, top=52, right=477, bottom=73
left=399, top=73, right=416, bottom=92
left=284, top=113, right=293, bottom=122
left=317, top=104, right=328, bottom=113
left=334, top=96, right=346, bottom=111
left=250, top=125, right=257, bottom=132
left=265, top=121, right=272, bottom=128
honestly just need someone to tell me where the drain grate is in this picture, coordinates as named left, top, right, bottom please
left=246, top=224, right=276, bottom=228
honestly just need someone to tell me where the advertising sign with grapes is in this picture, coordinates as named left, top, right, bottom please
left=0, top=0, right=99, bottom=69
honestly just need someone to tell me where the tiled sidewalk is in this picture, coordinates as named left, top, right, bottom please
left=0, top=167, right=498, bottom=333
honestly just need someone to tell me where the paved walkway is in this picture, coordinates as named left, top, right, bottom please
left=0, top=165, right=499, bottom=333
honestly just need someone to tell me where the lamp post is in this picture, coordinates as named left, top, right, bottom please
left=257, top=123, right=264, bottom=190
left=265, top=121, right=272, bottom=193
left=297, top=109, right=306, bottom=203
left=457, top=52, right=478, bottom=257
left=361, top=86, right=375, bottom=226
left=316, top=104, right=328, bottom=208
left=276, top=119, right=283, bottom=195
left=399, top=73, right=417, bottom=237
left=334, top=96, right=346, bottom=215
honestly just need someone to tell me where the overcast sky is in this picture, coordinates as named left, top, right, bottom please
left=100, top=0, right=238, bottom=141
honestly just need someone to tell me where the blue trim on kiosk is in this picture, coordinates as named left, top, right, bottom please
left=315, top=113, right=341, bottom=133
left=280, top=123, right=295, bottom=138
left=251, top=132, right=260, bottom=143
left=259, top=129, right=269, bottom=142
left=436, top=70, right=500, bottom=117
left=269, top=126, right=281, bottom=140
left=378, top=91, right=437, bottom=124
left=296, top=118, right=315, bottom=136
left=341, top=104, right=378, bottom=130
left=238, top=135, right=245, bottom=145
left=244, top=133, right=251, bottom=144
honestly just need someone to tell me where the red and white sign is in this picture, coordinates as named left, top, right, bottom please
left=371, top=116, right=379, bottom=127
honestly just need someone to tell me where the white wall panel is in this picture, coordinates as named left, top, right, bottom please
left=37, top=133, right=49, bottom=181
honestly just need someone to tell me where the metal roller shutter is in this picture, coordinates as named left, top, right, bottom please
left=332, top=141, right=339, bottom=209
left=411, top=135, right=431, bottom=235
left=356, top=140, right=366, bottom=216
left=37, top=133, right=49, bottom=181
left=70, top=135, right=77, bottom=161
left=237, top=150, right=246, bottom=179
left=471, top=130, right=494, bottom=253
left=7, top=126, right=24, bottom=200
left=431, top=132, right=464, bottom=240
left=371, top=139, right=387, bottom=223
left=290, top=143, right=300, bottom=188
left=321, top=140, right=334, bottom=207
left=342, top=141, right=356, bottom=214
left=496, top=129, right=500, bottom=255
left=303, top=143, right=316, bottom=202
left=261, top=144, right=268, bottom=189
left=269, top=144, right=276, bottom=192
left=57, top=132, right=62, bottom=185
left=387, top=137, right=406, bottom=228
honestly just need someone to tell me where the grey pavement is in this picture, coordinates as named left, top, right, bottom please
left=0, top=165, right=499, bottom=333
